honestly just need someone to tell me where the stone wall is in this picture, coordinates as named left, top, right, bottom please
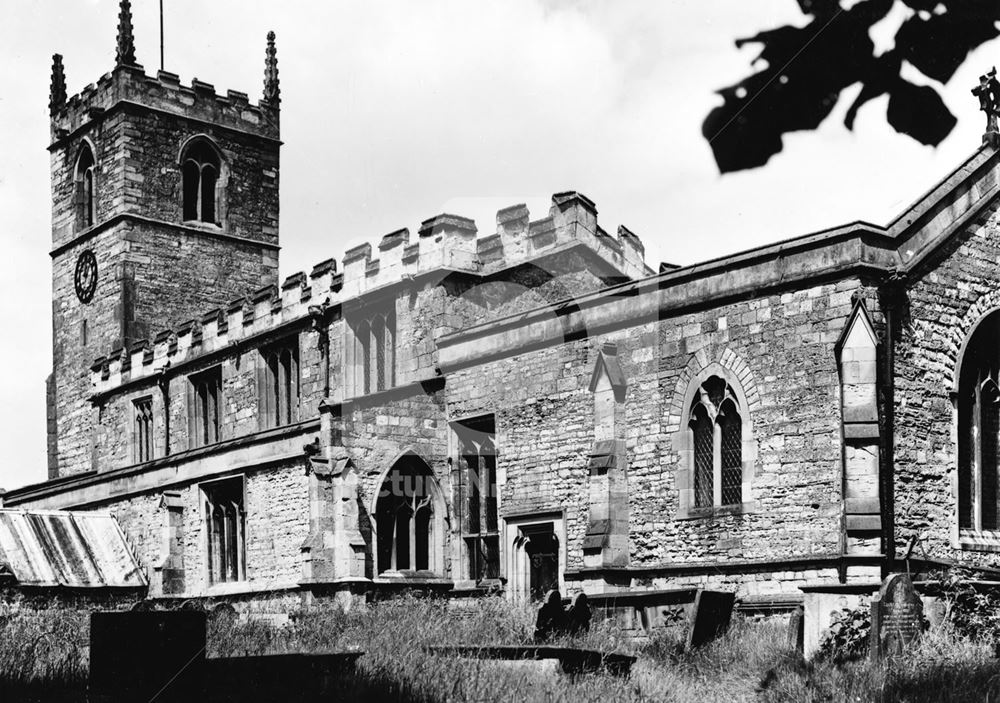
left=92, top=325, right=323, bottom=469
left=112, top=104, right=280, bottom=245
left=895, top=198, right=1000, bottom=566
left=80, top=461, right=309, bottom=599
left=50, top=228, right=128, bottom=477
left=446, top=279, right=860, bottom=577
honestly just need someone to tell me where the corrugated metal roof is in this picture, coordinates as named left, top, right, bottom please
left=0, top=509, right=146, bottom=588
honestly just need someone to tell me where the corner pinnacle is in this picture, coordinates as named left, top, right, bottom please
left=263, top=31, right=280, bottom=104
left=116, top=0, right=137, bottom=66
left=49, top=54, right=67, bottom=117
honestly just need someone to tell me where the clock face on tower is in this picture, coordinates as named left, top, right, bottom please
left=74, top=250, right=98, bottom=304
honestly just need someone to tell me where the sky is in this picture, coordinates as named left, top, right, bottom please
left=1, top=0, right=997, bottom=491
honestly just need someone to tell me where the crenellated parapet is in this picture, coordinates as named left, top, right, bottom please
left=49, top=64, right=280, bottom=145
left=51, top=8, right=278, bottom=144
left=341, top=191, right=652, bottom=298
left=91, top=259, right=340, bottom=394
left=90, top=191, right=650, bottom=395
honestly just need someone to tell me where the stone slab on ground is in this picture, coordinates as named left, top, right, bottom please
left=426, top=644, right=636, bottom=676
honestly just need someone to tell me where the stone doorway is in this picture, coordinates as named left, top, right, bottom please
left=524, top=524, right=559, bottom=600
left=506, top=514, right=565, bottom=601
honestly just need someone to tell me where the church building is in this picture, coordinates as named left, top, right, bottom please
left=3, top=3, right=1000, bottom=614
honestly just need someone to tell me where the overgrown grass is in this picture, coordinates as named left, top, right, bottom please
left=0, top=608, right=88, bottom=702
left=5, top=597, right=1000, bottom=701
left=758, top=625, right=1000, bottom=703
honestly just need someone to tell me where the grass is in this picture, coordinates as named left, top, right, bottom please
left=4, top=596, right=1000, bottom=701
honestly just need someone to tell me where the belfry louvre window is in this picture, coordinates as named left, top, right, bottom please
left=181, top=138, right=221, bottom=224
left=958, top=311, right=1000, bottom=532
left=75, top=144, right=96, bottom=230
left=259, top=338, right=299, bottom=428
left=689, top=376, right=743, bottom=508
left=457, top=416, right=500, bottom=583
left=189, top=366, right=222, bottom=447
left=203, top=478, right=245, bottom=584
left=352, top=308, right=396, bottom=396
left=133, top=397, right=154, bottom=463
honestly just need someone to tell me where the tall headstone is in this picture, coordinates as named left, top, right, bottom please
left=870, top=573, right=923, bottom=660
left=687, top=590, right=736, bottom=649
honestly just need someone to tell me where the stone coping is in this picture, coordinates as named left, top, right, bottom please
left=581, top=587, right=701, bottom=607
left=4, top=418, right=319, bottom=507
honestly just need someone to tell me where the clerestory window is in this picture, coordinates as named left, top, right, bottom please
left=259, top=338, right=299, bottom=428
left=351, top=308, right=396, bottom=396
left=133, top=396, right=154, bottom=464
left=189, top=366, right=222, bottom=448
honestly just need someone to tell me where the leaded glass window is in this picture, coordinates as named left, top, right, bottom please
left=688, top=376, right=744, bottom=508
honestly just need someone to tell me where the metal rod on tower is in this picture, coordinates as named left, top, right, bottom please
left=159, top=0, right=164, bottom=70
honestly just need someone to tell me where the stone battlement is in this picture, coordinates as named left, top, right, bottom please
left=50, top=63, right=279, bottom=144
left=90, top=191, right=650, bottom=394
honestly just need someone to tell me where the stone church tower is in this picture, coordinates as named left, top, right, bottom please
left=46, top=0, right=281, bottom=478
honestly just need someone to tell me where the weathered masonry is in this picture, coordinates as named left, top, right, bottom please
left=5, top=3, right=1000, bottom=610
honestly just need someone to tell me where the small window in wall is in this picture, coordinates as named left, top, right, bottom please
left=133, top=396, right=154, bottom=463
left=352, top=308, right=396, bottom=396
left=689, top=376, right=743, bottom=508
left=203, top=477, right=245, bottom=584
left=189, top=366, right=222, bottom=447
left=259, top=338, right=299, bottom=428
left=75, top=144, right=96, bottom=231
left=181, top=138, right=221, bottom=225
left=457, top=416, right=500, bottom=583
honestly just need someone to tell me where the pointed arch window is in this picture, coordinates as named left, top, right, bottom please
left=688, top=376, right=744, bottom=508
left=958, top=311, right=1000, bottom=533
left=181, top=138, right=222, bottom=225
left=133, top=396, right=154, bottom=464
left=375, top=454, right=442, bottom=575
left=75, top=144, right=96, bottom=231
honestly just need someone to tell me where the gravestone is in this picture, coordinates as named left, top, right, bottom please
left=870, top=573, right=924, bottom=660
left=687, top=590, right=736, bottom=649
left=89, top=611, right=206, bottom=701
left=786, top=605, right=804, bottom=654
left=534, top=590, right=592, bottom=642
left=534, top=589, right=569, bottom=642
left=566, top=592, right=592, bottom=635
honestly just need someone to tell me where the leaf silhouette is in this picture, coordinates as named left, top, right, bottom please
left=705, top=0, right=998, bottom=173
left=888, top=79, right=958, bottom=144
left=895, top=2, right=1000, bottom=83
